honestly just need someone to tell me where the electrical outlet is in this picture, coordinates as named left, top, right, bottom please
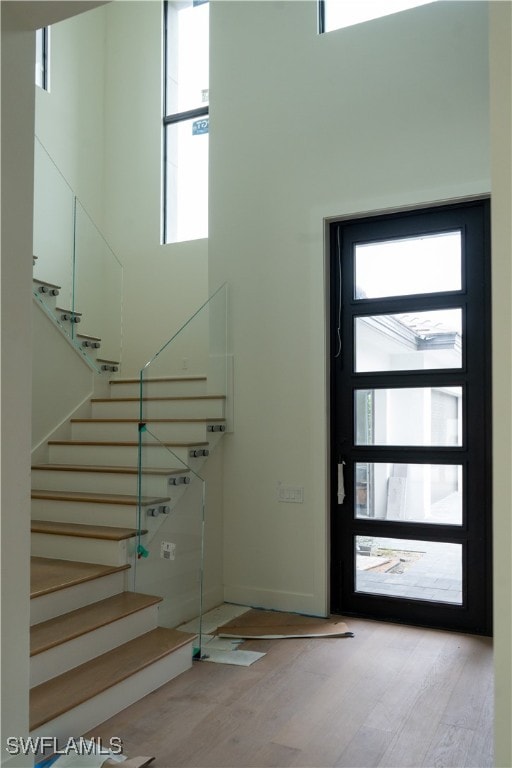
left=181, top=358, right=188, bottom=370
left=160, top=541, right=176, bottom=560
left=277, top=483, right=304, bottom=503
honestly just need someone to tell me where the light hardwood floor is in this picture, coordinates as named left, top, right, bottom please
left=87, top=616, right=493, bottom=768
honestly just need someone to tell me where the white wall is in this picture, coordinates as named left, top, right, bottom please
left=1, top=8, right=34, bottom=761
left=490, top=3, right=512, bottom=765
left=102, top=0, right=208, bottom=377
left=35, top=5, right=107, bottom=226
left=34, top=1, right=209, bottom=375
left=34, top=5, right=121, bottom=358
left=31, top=301, right=95, bottom=452
left=209, top=0, right=490, bottom=616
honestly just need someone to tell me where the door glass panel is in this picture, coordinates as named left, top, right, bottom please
left=355, top=462, right=462, bottom=525
left=355, top=537, right=462, bottom=604
left=354, top=231, right=461, bottom=299
left=355, top=387, right=462, bottom=446
left=355, top=309, right=463, bottom=372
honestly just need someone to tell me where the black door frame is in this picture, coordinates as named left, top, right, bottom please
left=329, top=199, right=492, bottom=635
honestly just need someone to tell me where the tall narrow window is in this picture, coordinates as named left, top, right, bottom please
left=319, top=0, right=437, bottom=33
left=163, top=0, right=209, bottom=244
left=35, top=27, right=50, bottom=91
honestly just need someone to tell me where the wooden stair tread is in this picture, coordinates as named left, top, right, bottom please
left=96, top=358, right=120, bottom=364
left=48, top=440, right=209, bottom=448
left=55, top=307, right=82, bottom=316
left=31, top=557, right=130, bottom=599
left=76, top=332, right=101, bottom=341
left=31, top=520, right=147, bottom=541
left=31, top=592, right=162, bottom=656
left=30, top=627, right=196, bottom=730
left=31, top=490, right=170, bottom=506
left=92, top=395, right=225, bottom=403
left=70, top=418, right=225, bottom=423
left=32, top=464, right=190, bottom=476
left=110, top=376, right=206, bottom=385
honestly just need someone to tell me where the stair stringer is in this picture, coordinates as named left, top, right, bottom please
left=31, top=299, right=114, bottom=464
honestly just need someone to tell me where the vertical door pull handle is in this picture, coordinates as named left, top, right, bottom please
left=338, top=461, right=346, bottom=505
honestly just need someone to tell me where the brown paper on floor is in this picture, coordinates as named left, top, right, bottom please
left=216, top=609, right=353, bottom=639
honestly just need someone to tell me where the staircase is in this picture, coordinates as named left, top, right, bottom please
left=30, top=280, right=227, bottom=740
left=32, top=277, right=120, bottom=374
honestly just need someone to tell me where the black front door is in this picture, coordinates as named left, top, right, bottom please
left=330, top=200, right=492, bottom=634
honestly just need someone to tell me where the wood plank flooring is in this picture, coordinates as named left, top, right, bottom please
left=85, top=616, right=493, bottom=768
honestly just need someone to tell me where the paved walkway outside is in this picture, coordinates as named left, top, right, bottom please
left=356, top=491, right=464, bottom=603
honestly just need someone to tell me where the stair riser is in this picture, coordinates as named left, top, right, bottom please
left=31, top=533, right=132, bottom=567
left=31, top=499, right=140, bottom=528
left=31, top=469, right=187, bottom=497
left=31, top=571, right=127, bottom=626
left=71, top=421, right=221, bottom=442
left=30, top=604, right=160, bottom=687
left=92, top=399, right=225, bottom=420
left=48, top=443, right=202, bottom=469
left=110, top=380, right=207, bottom=397
left=29, top=642, right=194, bottom=740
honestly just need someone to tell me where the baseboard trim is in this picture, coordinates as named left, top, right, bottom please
left=223, top=585, right=324, bottom=617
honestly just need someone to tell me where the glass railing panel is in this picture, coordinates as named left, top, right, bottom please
left=207, top=283, right=228, bottom=400
left=33, top=138, right=74, bottom=311
left=135, top=284, right=228, bottom=653
left=140, top=283, right=228, bottom=418
left=135, top=426, right=205, bottom=657
left=73, top=200, right=123, bottom=363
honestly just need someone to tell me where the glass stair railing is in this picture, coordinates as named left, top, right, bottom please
left=33, top=136, right=123, bottom=372
left=135, top=427, right=206, bottom=657
left=135, top=283, right=229, bottom=657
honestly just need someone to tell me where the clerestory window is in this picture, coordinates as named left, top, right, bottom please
left=163, top=0, right=209, bottom=244
left=35, top=27, right=50, bottom=91
left=318, top=0, right=438, bottom=33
